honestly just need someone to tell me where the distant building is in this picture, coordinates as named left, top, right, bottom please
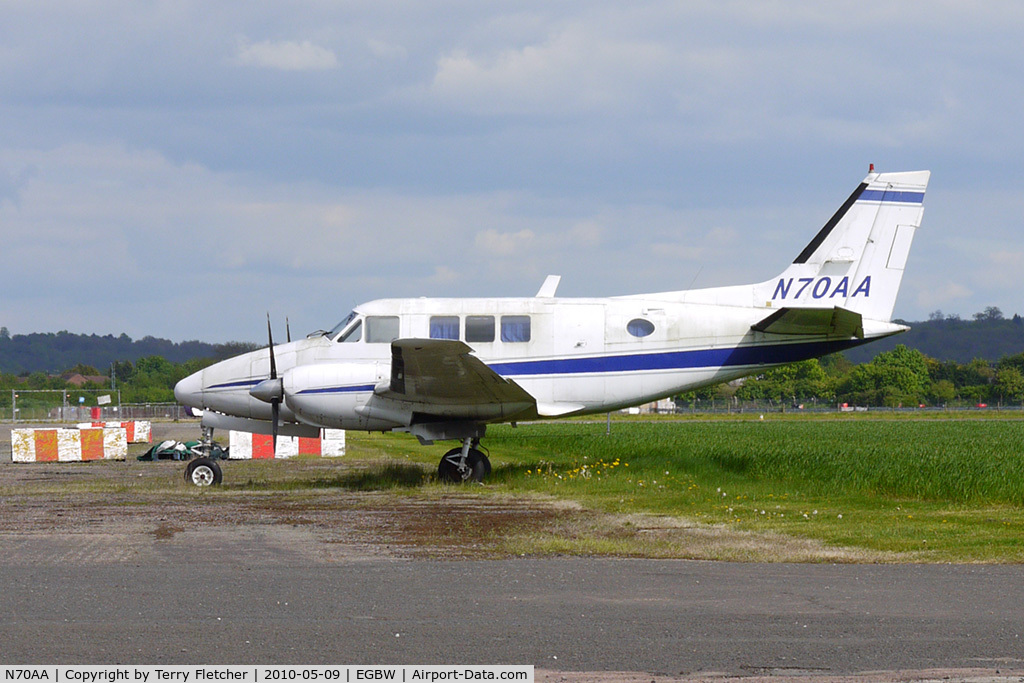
left=63, top=373, right=109, bottom=387
left=634, top=398, right=676, bottom=414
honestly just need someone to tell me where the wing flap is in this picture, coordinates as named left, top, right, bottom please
left=377, top=339, right=536, bottom=421
left=752, top=306, right=864, bottom=339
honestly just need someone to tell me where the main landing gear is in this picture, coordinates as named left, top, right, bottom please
left=437, top=437, right=491, bottom=483
left=184, top=426, right=223, bottom=487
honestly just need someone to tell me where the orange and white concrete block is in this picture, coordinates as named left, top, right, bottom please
left=11, top=428, right=128, bottom=462
left=228, top=429, right=346, bottom=460
left=77, top=421, right=152, bottom=443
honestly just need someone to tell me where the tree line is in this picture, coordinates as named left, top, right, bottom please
left=0, top=356, right=217, bottom=407
left=683, top=345, right=1024, bottom=408
left=0, top=347, right=258, bottom=409
left=0, top=327, right=259, bottom=375
left=843, top=307, right=1024, bottom=363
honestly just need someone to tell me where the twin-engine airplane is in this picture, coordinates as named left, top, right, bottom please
left=174, top=168, right=930, bottom=486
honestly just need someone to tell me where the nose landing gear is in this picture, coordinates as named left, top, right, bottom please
left=184, top=426, right=223, bottom=487
left=185, top=457, right=222, bottom=486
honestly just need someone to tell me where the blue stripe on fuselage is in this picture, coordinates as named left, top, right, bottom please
left=208, top=378, right=262, bottom=390
left=297, top=384, right=376, bottom=395
left=859, top=190, right=924, bottom=204
left=488, top=339, right=868, bottom=377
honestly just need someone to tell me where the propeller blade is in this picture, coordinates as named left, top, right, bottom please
left=266, top=313, right=277, bottom=380
left=286, top=317, right=292, bottom=343
left=266, top=313, right=280, bottom=454
left=271, top=399, right=280, bottom=453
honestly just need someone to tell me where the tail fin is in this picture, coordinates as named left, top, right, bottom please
left=755, top=170, right=930, bottom=322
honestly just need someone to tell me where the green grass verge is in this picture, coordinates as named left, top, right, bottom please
left=365, top=417, right=1024, bottom=562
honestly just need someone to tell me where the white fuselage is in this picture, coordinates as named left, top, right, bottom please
left=178, top=293, right=891, bottom=434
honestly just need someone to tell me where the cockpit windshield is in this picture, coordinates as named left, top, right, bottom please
left=328, top=311, right=360, bottom=341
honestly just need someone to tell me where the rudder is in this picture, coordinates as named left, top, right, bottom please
left=756, top=170, right=930, bottom=322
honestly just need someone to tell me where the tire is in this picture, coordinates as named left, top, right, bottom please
left=474, top=449, right=493, bottom=480
left=185, top=457, right=223, bottom=487
left=438, top=448, right=490, bottom=483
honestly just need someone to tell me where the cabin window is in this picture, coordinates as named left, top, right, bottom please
left=337, top=320, right=362, bottom=343
left=465, top=315, right=495, bottom=343
left=501, top=315, right=531, bottom=342
left=429, top=316, right=460, bottom=340
left=366, top=316, right=400, bottom=343
left=627, top=318, right=655, bottom=338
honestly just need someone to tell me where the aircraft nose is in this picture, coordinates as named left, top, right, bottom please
left=174, top=370, right=204, bottom=408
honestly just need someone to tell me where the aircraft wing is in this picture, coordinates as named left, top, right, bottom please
left=752, top=306, right=864, bottom=339
left=371, top=339, right=537, bottom=418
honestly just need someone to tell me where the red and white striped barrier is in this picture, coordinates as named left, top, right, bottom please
left=11, top=428, right=128, bottom=462
left=228, top=429, right=346, bottom=460
left=77, top=421, right=152, bottom=443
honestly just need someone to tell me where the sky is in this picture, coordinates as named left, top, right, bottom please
left=1, top=1, right=1023, bottom=343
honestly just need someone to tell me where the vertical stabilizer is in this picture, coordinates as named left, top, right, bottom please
left=755, top=170, right=929, bottom=322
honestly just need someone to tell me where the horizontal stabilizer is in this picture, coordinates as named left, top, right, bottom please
left=752, top=306, right=864, bottom=339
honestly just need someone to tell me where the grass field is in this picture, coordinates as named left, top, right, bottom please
left=5, top=415, right=1023, bottom=562
left=357, top=415, right=1024, bottom=562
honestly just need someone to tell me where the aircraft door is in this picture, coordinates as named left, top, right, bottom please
left=552, top=303, right=605, bottom=405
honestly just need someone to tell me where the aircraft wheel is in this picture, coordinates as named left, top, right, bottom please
left=185, top=457, right=223, bottom=487
left=468, top=448, right=492, bottom=481
left=438, top=448, right=490, bottom=483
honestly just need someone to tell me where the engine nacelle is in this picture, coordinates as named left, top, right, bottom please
left=284, top=361, right=398, bottom=430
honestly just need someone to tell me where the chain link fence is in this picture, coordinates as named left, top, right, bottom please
left=668, top=398, right=1024, bottom=414
left=7, top=401, right=196, bottom=423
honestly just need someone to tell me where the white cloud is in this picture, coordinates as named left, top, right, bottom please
left=985, top=251, right=1024, bottom=288
left=0, top=164, right=34, bottom=207
left=914, top=282, right=974, bottom=311
left=566, top=221, right=604, bottom=246
left=367, top=39, right=407, bottom=61
left=475, top=228, right=536, bottom=256
left=429, top=265, right=460, bottom=285
left=234, top=38, right=338, bottom=71
left=430, top=25, right=672, bottom=115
